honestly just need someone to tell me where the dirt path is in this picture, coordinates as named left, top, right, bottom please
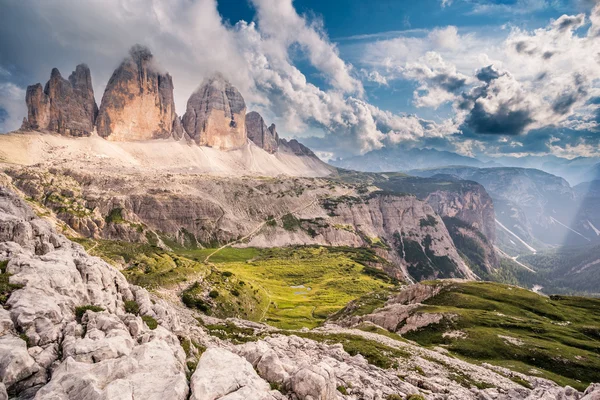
left=202, top=188, right=352, bottom=321
left=203, top=189, right=351, bottom=263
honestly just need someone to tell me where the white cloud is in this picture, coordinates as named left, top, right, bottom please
left=0, top=83, right=26, bottom=133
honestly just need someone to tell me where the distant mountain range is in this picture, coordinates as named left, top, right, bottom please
left=330, top=147, right=499, bottom=172
left=330, top=147, right=600, bottom=186
left=410, top=166, right=600, bottom=253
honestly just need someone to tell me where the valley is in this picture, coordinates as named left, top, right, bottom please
left=0, top=41, right=598, bottom=400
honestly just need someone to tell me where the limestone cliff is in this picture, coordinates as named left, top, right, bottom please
left=374, top=175, right=499, bottom=273
left=21, top=65, right=97, bottom=136
left=7, top=166, right=475, bottom=282
left=182, top=74, right=247, bottom=150
left=96, top=45, right=180, bottom=141
left=246, top=111, right=278, bottom=153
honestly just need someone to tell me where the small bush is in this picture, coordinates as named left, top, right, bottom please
left=337, top=385, right=348, bottom=395
left=230, top=288, right=240, bottom=297
left=407, top=395, right=426, bottom=400
left=419, top=215, right=438, bottom=228
left=105, top=208, right=125, bottom=224
left=222, top=271, right=233, bottom=277
left=209, top=290, right=219, bottom=299
left=75, top=305, right=104, bottom=323
left=0, top=260, right=23, bottom=305
left=182, top=292, right=211, bottom=313
left=124, top=300, right=140, bottom=315
left=142, top=315, right=158, bottom=330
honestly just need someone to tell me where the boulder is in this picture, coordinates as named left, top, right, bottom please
left=22, top=65, right=97, bottom=136
left=289, top=363, right=337, bottom=400
left=246, top=112, right=278, bottom=153
left=182, top=74, right=247, bottom=150
left=96, top=45, right=180, bottom=141
left=190, top=347, right=276, bottom=400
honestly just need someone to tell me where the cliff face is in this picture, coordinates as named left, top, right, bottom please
left=413, top=167, right=587, bottom=250
left=7, top=166, right=475, bottom=282
left=182, top=74, right=247, bottom=150
left=372, top=175, right=498, bottom=273
left=245, top=111, right=278, bottom=153
left=22, top=65, right=97, bottom=136
left=96, top=45, right=180, bottom=141
left=425, top=185, right=498, bottom=273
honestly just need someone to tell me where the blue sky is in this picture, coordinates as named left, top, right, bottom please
left=1, top=0, right=599, bottom=160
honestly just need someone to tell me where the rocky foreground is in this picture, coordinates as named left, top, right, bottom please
left=1, top=184, right=599, bottom=399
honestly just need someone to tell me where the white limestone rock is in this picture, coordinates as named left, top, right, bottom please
left=190, top=347, right=277, bottom=400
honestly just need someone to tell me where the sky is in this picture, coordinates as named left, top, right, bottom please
left=0, top=0, right=599, bottom=161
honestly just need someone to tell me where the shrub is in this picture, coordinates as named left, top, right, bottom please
left=222, top=271, right=233, bottom=277
left=142, top=315, right=158, bottom=330
left=407, top=395, right=426, bottom=400
left=182, top=292, right=211, bottom=313
left=105, top=208, right=125, bottom=224
left=0, top=260, right=24, bottom=305
left=419, top=215, right=438, bottom=228
left=385, top=395, right=402, bottom=400
left=230, top=288, right=240, bottom=297
left=209, top=290, right=219, bottom=299
left=337, top=385, right=348, bottom=395
left=124, top=300, right=140, bottom=315
left=75, top=305, right=104, bottom=323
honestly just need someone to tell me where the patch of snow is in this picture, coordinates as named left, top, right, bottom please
left=495, top=219, right=537, bottom=254
left=587, top=220, right=600, bottom=236
left=549, top=216, right=590, bottom=242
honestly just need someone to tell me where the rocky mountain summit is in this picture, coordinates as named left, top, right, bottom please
left=19, top=44, right=321, bottom=159
left=246, top=111, right=279, bottom=154
left=21, top=65, right=97, bottom=137
left=96, top=45, right=183, bottom=141
left=1, top=183, right=599, bottom=400
left=182, top=73, right=247, bottom=150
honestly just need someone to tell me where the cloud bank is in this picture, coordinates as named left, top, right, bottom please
left=0, top=0, right=598, bottom=160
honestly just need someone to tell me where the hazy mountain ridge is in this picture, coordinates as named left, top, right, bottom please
left=330, top=147, right=600, bottom=186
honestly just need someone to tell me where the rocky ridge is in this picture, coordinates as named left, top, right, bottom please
left=96, top=45, right=183, bottom=141
left=21, top=65, right=97, bottom=137
left=182, top=73, right=247, bottom=150
left=5, top=167, right=475, bottom=281
left=246, top=111, right=279, bottom=153
left=1, top=183, right=598, bottom=399
left=20, top=45, right=319, bottom=158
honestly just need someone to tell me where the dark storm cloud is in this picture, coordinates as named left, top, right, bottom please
left=551, top=74, right=589, bottom=115
left=465, top=102, right=533, bottom=135
left=476, top=65, right=502, bottom=83
left=431, top=73, right=467, bottom=92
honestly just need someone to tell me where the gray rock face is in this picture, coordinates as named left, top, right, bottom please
left=96, top=45, right=180, bottom=141
left=190, top=348, right=278, bottom=400
left=0, top=186, right=187, bottom=399
left=278, top=139, right=316, bottom=157
left=182, top=74, right=247, bottom=150
left=246, top=112, right=279, bottom=153
left=22, top=65, right=98, bottom=136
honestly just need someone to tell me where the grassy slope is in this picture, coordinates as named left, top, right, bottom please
left=76, top=239, right=394, bottom=329
left=403, top=281, right=600, bottom=390
left=183, top=246, right=394, bottom=329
